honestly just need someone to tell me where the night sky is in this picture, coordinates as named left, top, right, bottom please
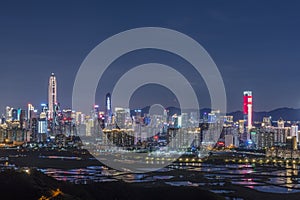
left=1, top=0, right=300, bottom=113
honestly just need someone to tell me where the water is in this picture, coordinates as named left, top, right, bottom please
left=34, top=156, right=300, bottom=195
left=209, top=190, right=235, bottom=194
left=165, top=181, right=198, bottom=187
left=246, top=185, right=300, bottom=193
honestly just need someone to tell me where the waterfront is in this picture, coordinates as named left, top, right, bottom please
left=2, top=148, right=300, bottom=199
left=37, top=162, right=300, bottom=196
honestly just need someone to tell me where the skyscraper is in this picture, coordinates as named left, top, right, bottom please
left=27, top=103, right=34, bottom=121
left=105, top=93, right=112, bottom=125
left=243, top=91, right=252, bottom=131
left=105, top=93, right=112, bottom=116
left=291, top=124, right=298, bottom=143
left=48, top=73, right=57, bottom=120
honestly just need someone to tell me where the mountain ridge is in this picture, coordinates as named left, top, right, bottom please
left=131, top=106, right=300, bottom=121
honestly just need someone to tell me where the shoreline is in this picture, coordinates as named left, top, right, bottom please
left=1, top=148, right=300, bottom=199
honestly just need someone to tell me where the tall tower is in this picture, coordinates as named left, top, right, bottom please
left=48, top=73, right=57, bottom=120
left=105, top=93, right=112, bottom=125
left=243, top=91, right=252, bottom=131
left=105, top=93, right=112, bottom=116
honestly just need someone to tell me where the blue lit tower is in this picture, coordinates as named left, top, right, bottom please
left=105, top=93, right=112, bottom=124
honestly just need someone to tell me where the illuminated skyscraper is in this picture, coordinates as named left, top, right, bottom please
left=48, top=73, right=57, bottom=120
left=105, top=93, right=112, bottom=116
left=291, top=124, right=298, bottom=143
left=6, top=106, right=13, bottom=121
left=105, top=93, right=112, bottom=125
left=27, top=104, right=34, bottom=121
left=38, top=112, right=48, bottom=142
left=243, top=91, right=252, bottom=131
left=115, top=107, right=130, bottom=129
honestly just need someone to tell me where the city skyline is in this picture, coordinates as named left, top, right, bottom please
left=3, top=2, right=300, bottom=199
left=1, top=1, right=300, bottom=112
left=0, top=71, right=299, bottom=115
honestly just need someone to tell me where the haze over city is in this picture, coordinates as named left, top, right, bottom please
left=1, top=0, right=300, bottom=112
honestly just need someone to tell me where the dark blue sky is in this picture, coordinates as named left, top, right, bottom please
left=1, top=0, right=300, bottom=112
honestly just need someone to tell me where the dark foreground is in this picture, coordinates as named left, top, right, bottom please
left=0, top=169, right=222, bottom=200
left=1, top=148, right=300, bottom=199
left=2, top=168, right=300, bottom=200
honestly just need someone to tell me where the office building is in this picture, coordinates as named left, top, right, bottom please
left=48, top=73, right=57, bottom=120
left=243, top=91, right=253, bottom=130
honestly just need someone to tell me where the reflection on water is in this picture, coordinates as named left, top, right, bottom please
left=232, top=181, right=262, bottom=185
left=152, top=175, right=174, bottom=180
left=39, top=155, right=82, bottom=160
left=246, top=185, right=300, bottom=193
left=39, top=167, right=176, bottom=184
left=35, top=158, right=300, bottom=195
left=39, top=167, right=122, bottom=184
left=209, top=190, right=235, bottom=194
left=165, top=181, right=198, bottom=187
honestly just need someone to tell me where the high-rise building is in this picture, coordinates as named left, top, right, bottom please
left=262, top=116, right=272, bottom=127
left=19, top=109, right=26, bottom=129
left=190, top=111, right=199, bottom=126
left=238, top=120, right=244, bottom=134
left=277, top=118, right=285, bottom=128
left=225, top=134, right=234, bottom=147
left=12, top=108, right=18, bottom=121
left=115, top=107, right=130, bottom=129
left=243, top=91, right=253, bottom=130
left=85, top=118, right=94, bottom=136
left=38, top=113, right=48, bottom=142
left=181, top=113, right=188, bottom=128
left=105, top=93, right=112, bottom=125
left=291, top=124, right=298, bottom=143
left=105, top=93, right=111, bottom=115
left=27, top=104, right=34, bottom=121
left=6, top=106, right=13, bottom=121
left=48, top=73, right=57, bottom=120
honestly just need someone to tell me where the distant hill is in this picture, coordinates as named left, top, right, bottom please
left=131, top=106, right=300, bottom=122
left=228, top=107, right=300, bottom=122
left=130, top=106, right=211, bottom=117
